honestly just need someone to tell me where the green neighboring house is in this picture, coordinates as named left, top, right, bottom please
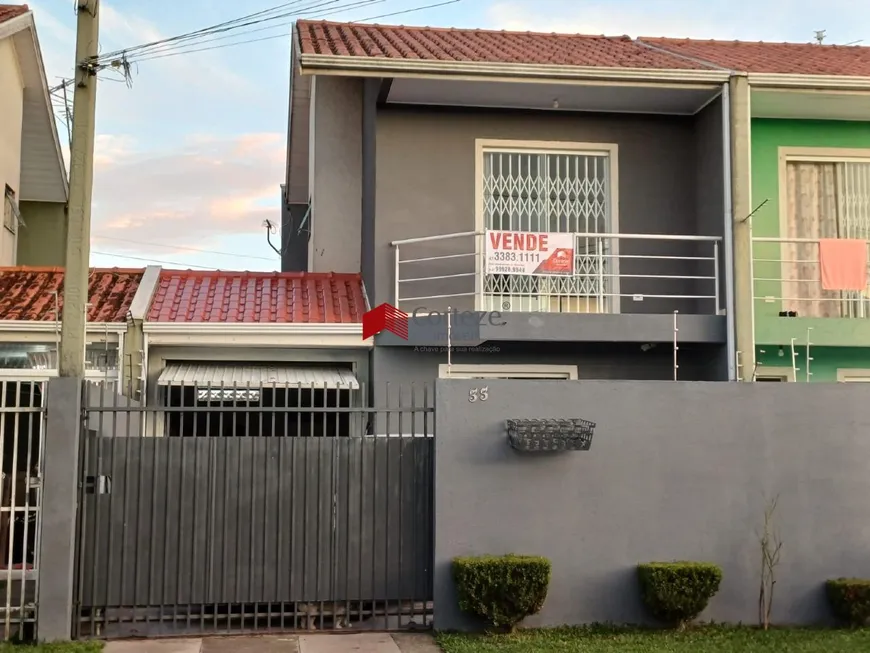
left=649, top=38, right=870, bottom=382
left=751, top=120, right=870, bottom=382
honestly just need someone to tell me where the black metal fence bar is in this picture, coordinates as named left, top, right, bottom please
left=74, top=381, right=434, bottom=639
left=0, top=379, right=46, bottom=641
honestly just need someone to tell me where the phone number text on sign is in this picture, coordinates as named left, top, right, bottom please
left=484, top=230, right=576, bottom=276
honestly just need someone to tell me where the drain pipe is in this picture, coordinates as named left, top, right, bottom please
left=721, top=82, right=738, bottom=381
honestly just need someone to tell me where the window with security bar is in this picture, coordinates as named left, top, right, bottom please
left=782, top=160, right=870, bottom=318
left=481, top=147, right=614, bottom=313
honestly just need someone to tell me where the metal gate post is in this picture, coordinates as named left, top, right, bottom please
left=36, top=378, right=83, bottom=641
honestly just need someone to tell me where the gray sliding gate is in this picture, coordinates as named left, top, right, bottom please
left=73, top=382, right=434, bottom=638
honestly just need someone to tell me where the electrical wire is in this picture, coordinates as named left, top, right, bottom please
left=129, top=0, right=386, bottom=63
left=92, top=235, right=276, bottom=261
left=95, top=0, right=366, bottom=64
left=91, top=251, right=225, bottom=270
left=51, top=0, right=463, bottom=89
left=99, top=0, right=460, bottom=66
left=352, top=0, right=461, bottom=22
left=94, top=0, right=335, bottom=61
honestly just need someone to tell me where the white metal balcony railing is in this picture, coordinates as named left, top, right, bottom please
left=392, top=231, right=723, bottom=316
left=752, top=237, right=870, bottom=319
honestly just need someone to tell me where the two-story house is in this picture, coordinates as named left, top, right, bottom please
left=647, top=38, right=870, bottom=382
left=283, top=21, right=737, bottom=401
left=0, top=5, right=68, bottom=268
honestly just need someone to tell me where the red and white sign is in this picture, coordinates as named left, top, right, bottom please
left=484, top=230, right=575, bottom=276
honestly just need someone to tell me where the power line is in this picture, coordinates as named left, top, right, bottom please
left=126, top=0, right=462, bottom=64
left=95, top=0, right=337, bottom=61
left=96, top=0, right=367, bottom=64
left=92, top=235, right=276, bottom=261
left=51, top=0, right=464, bottom=90
left=91, top=250, right=224, bottom=270
left=352, top=0, right=461, bottom=22
left=131, top=0, right=386, bottom=63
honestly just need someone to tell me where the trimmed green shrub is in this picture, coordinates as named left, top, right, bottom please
left=637, top=561, right=723, bottom=627
left=827, top=578, right=870, bottom=626
left=452, top=554, right=551, bottom=630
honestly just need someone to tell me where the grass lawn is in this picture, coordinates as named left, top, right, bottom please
left=436, top=625, right=870, bottom=652
left=0, top=644, right=102, bottom=653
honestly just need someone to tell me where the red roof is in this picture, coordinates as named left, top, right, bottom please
left=0, top=267, right=143, bottom=322
left=295, top=20, right=713, bottom=69
left=147, top=271, right=367, bottom=324
left=642, top=37, right=870, bottom=76
left=0, top=4, right=28, bottom=24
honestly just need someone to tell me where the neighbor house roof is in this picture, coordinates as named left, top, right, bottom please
left=0, top=4, right=28, bottom=23
left=147, top=271, right=367, bottom=324
left=0, top=267, right=144, bottom=322
left=295, top=20, right=716, bottom=70
left=640, top=37, right=870, bottom=76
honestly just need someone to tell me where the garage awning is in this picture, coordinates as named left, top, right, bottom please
left=157, top=363, right=360, bottom=390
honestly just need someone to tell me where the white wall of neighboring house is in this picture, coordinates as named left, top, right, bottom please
left=0, top=35, right=24, bottom=266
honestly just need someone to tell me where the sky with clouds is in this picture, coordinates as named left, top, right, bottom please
left=27, top=0, right=869, bottom=271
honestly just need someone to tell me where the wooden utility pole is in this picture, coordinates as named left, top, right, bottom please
left=59, top=1, right=99, bottom=377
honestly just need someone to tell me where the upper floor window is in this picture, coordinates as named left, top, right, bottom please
left=3, top=185, right=18, bottom=235
left=779, top=149, right=870, bottom=318
left=475, top=140, right=619, bottom=314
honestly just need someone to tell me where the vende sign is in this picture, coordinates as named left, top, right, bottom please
left=485, top=230, right=575, bottom=276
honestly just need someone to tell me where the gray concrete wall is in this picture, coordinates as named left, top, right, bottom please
left=375, top=107, right=724, bottom=314
left=38, top=377, right=82, bottom=641
left=694, top=95, right=725, bottom=308
left=434, top=379, right=870, bottom=629
left=372, top=343, right=726, bottom=409
left=692, top=96, right=728, bottom=379
left=310, top=75, right=362, bottom=273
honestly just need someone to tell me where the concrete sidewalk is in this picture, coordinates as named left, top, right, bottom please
left=103, top=633, right=440, bottom=653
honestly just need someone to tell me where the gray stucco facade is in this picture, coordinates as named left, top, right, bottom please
left=374, top=102, right=726, bottom=315
left=285, top=74, right=734, bottom=381
left=434, top=378, right=870, bottom=629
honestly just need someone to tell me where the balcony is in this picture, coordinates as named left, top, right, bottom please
left=752, top=236, right=870, bottom=346
left=389, top=231, right=726, bottom=345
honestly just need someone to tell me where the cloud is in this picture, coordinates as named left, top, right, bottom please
left=90, top=131, right=284, bottom=254
left=485, top=0, right=868, bottom=43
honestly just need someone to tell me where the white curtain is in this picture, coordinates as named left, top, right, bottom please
left=783, top=161, right=870, bottom=318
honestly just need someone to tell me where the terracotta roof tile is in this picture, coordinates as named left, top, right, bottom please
left=0, top=267, right=144, bottom=322
left=147, top=270, right=367, bottom=324
left=296, top=20, right=716, bottom=70
left=0, top=4, right=28, bottom=24
left=641, top=37, right=870, bottom=76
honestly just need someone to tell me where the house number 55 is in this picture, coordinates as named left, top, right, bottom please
left=469, top=387, right=489, bottom=403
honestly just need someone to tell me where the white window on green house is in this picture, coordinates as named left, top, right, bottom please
left=754, top=366, right=796, bottom=382
left=477, top=140, right=618, bottom=315
left=781, top=154, right=870, bottom=318
left=836, top=369, right=870, bottom=383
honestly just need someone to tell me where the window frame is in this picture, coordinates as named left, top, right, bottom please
left=473, top=139, right=621, bottom=313
left=836, top=368, right=870, bottom=383
left=776, top=147, right=870, bottom=317
left=438, top=364, right=578, bottom=380
left=754, top=366, right=796, bottom=382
